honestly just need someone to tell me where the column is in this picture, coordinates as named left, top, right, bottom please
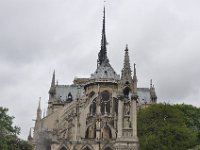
left=117, top=99, right=123, bottom=138
left=131, top=100, right=137, bottom=137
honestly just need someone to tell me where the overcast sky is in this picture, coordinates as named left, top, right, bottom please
left=0, top=0, right=200, bottom=140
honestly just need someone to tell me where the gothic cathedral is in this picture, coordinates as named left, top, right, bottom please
left=29, top=7, right=157, bottom=150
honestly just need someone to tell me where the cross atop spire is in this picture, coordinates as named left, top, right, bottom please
left=97, top=6, right=109, bottom=67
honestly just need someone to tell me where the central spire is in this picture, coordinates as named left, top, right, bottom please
left=97, top=7, right=109, bottom=67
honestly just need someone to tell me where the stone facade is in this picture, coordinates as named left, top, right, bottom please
left=29, top=8, right=157, bottom=150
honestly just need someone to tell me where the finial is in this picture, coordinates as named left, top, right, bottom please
left=104, top=0, right=106, bottom=7
left=50, top=70, right=55, bottom=87
left=125, top=44, right=128, bottom=51
left=103, top=5, right=105, bottom=18
left=133, top=63, right=137, bottom=81
left=28, top=128, right=32, bottom=140
left=38, top=97, right=41, bottom=109
left=150, top=81, right=157, bottom=103
left=37, top=97, right=42, bottom=120
left=37, top=97, right=42, bottom=112
left=134, top=63, right=136, bottom=73
left=49, top=70, right=56, bottom=95
left=102, top=6, right=106, bottom=40
left=43, top=109, right=46, bottom=118
left=134, top=63, right=137, bottom=76
left=29, top=128, right=31, bottom=136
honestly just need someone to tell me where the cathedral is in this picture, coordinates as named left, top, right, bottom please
left=29, top=7, right=157, bottom=150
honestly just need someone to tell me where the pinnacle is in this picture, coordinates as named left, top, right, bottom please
left=125, top=44, right=128, bottom=52
left=121, top=45, right=132, bottom=80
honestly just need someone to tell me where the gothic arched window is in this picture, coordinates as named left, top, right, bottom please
left=100, top=91, right=110, bottom=114
left=60, top=147, right=67, bottom=150
left=102, top=125, right=112, bottom=139
left=89, top=99, right=96, bottom=115
left=104, top=147, right=113, bottom=150
left=123, top=87, right=130, bottom=98
left=85, top=125, right=96, bottom=139
left=113, top=97, right=118, bottom=114
left=83, top=146, right=92, bottom=150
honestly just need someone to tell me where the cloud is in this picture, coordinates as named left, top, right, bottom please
left=0, top=0, right=200, bottom=140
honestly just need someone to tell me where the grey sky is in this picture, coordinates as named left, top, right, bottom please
left=0, top=0, right=200, bottom=140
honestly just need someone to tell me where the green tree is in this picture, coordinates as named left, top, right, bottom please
left=0, top=106, right=33, bottom=150
left=138, top=104, right=198, bottom=150
left=175, top=104, right=200, bottom=143
left=0, top=107, right=20, bottom=136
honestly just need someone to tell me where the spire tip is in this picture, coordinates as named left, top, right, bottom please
left=98, top=6, right=108, bottom=66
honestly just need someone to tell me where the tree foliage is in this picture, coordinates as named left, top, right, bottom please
left=0, top=106, right=33, bottom=150
left=138, top=103, right=200, bottom=150
left=175, top=104, right=200, bottom=143
left=0, top=107, right=20, bottom=136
